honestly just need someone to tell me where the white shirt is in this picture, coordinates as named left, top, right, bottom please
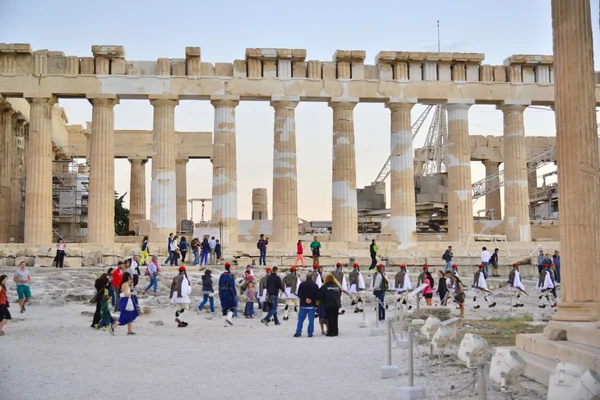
left=481, top=250, right=491, bottom=263
left=129, top=259, right=139, bottom=276
left=170, top=239, right=178, bottom=252
left=209, top=239, right=216, bottom=249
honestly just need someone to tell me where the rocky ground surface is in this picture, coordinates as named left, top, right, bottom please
left=0, top=265, right=552, bottom=400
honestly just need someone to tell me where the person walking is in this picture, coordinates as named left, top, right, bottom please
left=128, top=255, right=141, bottom=288
left=422, top=270, right=434, bottom=306
left=164, top=233, right=174, bottom=266
left=257, top=234, right=269, bottom=266
left=480, top=247, right=491, bottom=278
left=261, top=266, right=285, bottom=326
left=490, top=248, right=500, bottom=277
left=169, top=235, right=179, bottom=266
left=91, top=273, right=109, bottom=328
left=209, top=236, right=217, bottom=265
left=453, top=275, right=465, bottom=318
left=112, top=262, right=125, bottom=312
left=318, top=274, right=343, bottom=337
left=372, top=264, right=388, bottom=321
left=110, top=272, right=139, bottom=336
left=170, top=266, right=192, bottom=326
left=140, top=236, right=150, bottom=266
left=143, top=256, right=160, bottom=296
left=218, top=263, right=237, bottom=327
left=294, top=273, right=319, bottom=338
left=0, top=274, right=12, bottom=335
left=369, top=240, right=378, bottom=270
left=197, top=270, right=215, bottom=313
left=191, top=238, right=200, bottom=266
left=293, top=240, right=305, bottom=268
left=200, top=237, right=210, bottom=266
left=443, top=246, right=453, bottom=273
left=310, top=236, right=321, bottom=266
left=178, top=236, right=188, bottom=264
left=552, top=250, right=561, bottom=283
left=537, top=249, right=545, bottom=274
left=13, top=262, right=31, bottom=314
left=215, top=239, right=222, bottom=264
left=107, top=268, right=116, bottom=308
left=54, top=238, right=66, bottom=268
left=436, top=270, right=448, bottom=306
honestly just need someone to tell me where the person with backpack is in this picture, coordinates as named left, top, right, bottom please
left=257, top=234, right=269, bottom=266
left=372, top=264, right=389, bottom=321
left=442, top=246, right=453, bottom=272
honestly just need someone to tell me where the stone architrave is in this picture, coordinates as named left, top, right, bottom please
left=150, top=97, right=178, bottom=242
left=445, top=101, right=474, bottom=242
left=128, top=157, right=147, bottom=231
left=175, top=158, right=188, bottom=230
left=549, top=0, right=600, bottom=323
left=500, top=103, right=531, bottom=242
left=386, top=100, right=417, bottom=243
left=24, top=96, right=56, bottom=244
left=211, top=95, right=239, bottom=243
left=271, top=96, right=299, bottom=243
left=329, top=98, right=358, bottom=243
left=482, top=160, right=502, bottom=220
left=87, top=96, right=118, bottom=244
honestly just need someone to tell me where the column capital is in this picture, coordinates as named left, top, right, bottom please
left=385, top=99, right=417, bottom=111
left=328, top=97, right=358, bottom=110
left=210, top=95, right=239, bottom=108
left=149, top=95, right=178, bottom=107
left=444, top=99, right=474, bottom=111
left=497, top=101, right=529, bottom=113
left=270, top=96, right=299, bottom=109
left=176, top=158, right=189, bottom=164
left=87, top=94, right=119, bottom=107
left=481, top=159, right=501, bottom=167
left=128, top=156, right=148, bottom=164
left=25, top=95, right=57, bottom=106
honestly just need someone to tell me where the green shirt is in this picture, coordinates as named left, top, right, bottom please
left=310, top=241, right=321, bottom=251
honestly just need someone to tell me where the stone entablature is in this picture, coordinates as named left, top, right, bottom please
left=0, top=44, right=587, bottom=105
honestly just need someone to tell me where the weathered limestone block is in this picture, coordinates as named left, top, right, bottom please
left=111, top=58, right=126, bottom=74
left=451, top=63, right=466, bottom=81
left=247, top=59, right=261, bottom=78
left=378, top=63, right=393, bottom=80
left=263, top=60, right=276, bottom=78
left=47, top=53, right=66, bottom=74
left=507, top=64, right=522, bottom=83
left=466, top=64, right=479, bottom=81
left=535, top=65, right=550, bottom=84
left=80, top=57, right=94, bottom=74
left=409, top=62, right=422, bottom=81
left=351, top=61, right=364, bottom=79
left=91, top=45, right=125, bottom=58
left=125, top=62, right=142, bottom=75
left=322, top=61, right=336, bottom=80
left=185, top=46, right=201, bottom=76
left=172, top=59, right=186, bottom=76
left=157, top=58, right=171, bottom=76
left=493, top=66, right=507, bottom=82
left=438, top=62, right=451, bottom=81
left=522, top=66, right=535, bottom=83
left=414, top=307, right=452, bottom=321
left=65, top=57, right=79, bottom=75
left=201, top=62, right=215, bottom=76
left=215, top=62, right=233, bottom=77
left=277, top=59, right=292, bottom=78
left=15, top=54, right=34, bottom=74
left=337, top=61, right=350, bottom=79
left=364, top=65, right=378, bottom=80
left=292, top=61, right=306, bottom=78
left=233, top=60, right=246, bottom=77
left=307, top=61, right=321, bottom=80
left=480, top=64, right=493, bottom=82
left=95, top=56, right=109, bottom=74
left=33, top=51, right=48, bottom=76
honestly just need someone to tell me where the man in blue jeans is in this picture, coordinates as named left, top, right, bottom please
left=257, top=234, right=269, bottom=266
left=163, top=233, right=174, bottom=266
left=294, top=273, right=319, bottom=338
left=261, top=266, right=285, bottom=325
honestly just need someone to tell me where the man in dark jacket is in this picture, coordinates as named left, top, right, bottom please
left=369, top=240, right=378, bottom=270
left=318, top=276, right=342, bottom=336
left=257, top=234, right=269, bottom=266
left=294, top=273, right=319, bottom=338
left=261, top=266, right=285, bottom=326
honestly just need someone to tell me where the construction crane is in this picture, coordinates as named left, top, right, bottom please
left=421, top=105, right=448, bottom=175
left=372, top=104, right=435, bottom=188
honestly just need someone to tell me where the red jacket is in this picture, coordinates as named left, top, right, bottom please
left=112, top=268, right=124, bottom=290
left=297, top=243, right=303, bottom=255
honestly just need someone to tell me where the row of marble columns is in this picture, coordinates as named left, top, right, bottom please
left=18, top=93, right=533, bottom=244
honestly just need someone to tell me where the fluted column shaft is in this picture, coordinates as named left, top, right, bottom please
left=445, top=103, right=473, bottom=242
left=551, top=0, right=600, bottom=322
left=0, top=108, right=14, bottom=242
left=329, top=99, right=358, bottom=242
left=9, top=119, right=26, bottom=242
left=87, top=97, right=118, bottom=243
left=386, top=101, right=417, bottom=243
left=271, top=97, right=299, bottom=242
left=24, top=97, right=55, bottom=243
left=128, top=158, right=147, bottom=231
left=482, top=160, right=502, bottom=220
left=150, top=98, right=178, bottom=242
left=176, top=158, right=188, bottom=229
left=501, top=105, right=531, bottom=241
left=211, top=97, right=239, bottom=243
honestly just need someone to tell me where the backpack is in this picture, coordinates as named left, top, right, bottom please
left=381, top=273, right=389, bottom=291
left=257, top=241, right=261, bottom=250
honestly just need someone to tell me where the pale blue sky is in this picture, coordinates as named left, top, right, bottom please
left=2, top=0, right=598, bottom=221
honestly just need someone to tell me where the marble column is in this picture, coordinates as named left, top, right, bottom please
left=24, top=96, right=55, bottom=244
left=87, top=96, right=118, bottom=244
left=500, top=103, right=531, bottom=242
left=482, top=160, right=502, bottom=220
left=550, top=0, right=600, bottom=323
left=445, top=102, right=473, bottom=242
left=9, top=118, right=27, bottom=242
left=252, top=188, right=268, bottom=220
left=176, top=158, right=188, bottom=230
left=128, top=158, right=147, bottom=231
left=386, top=100, right=417, bottom=243
left=211, top=96, right=239, bottom=243
left=329, top=98, right=358, bottom=242
left=0, top=105, right=14, bottom=242
left=150, top=97, right=178, bottom=242
left=271, top=97, right=299, bottom=242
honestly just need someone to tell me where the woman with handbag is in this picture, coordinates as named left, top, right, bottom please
left=110, top=272, right=139, bottom=336
left=452, top=275, right=465, bottom=318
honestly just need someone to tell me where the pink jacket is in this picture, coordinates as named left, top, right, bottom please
left=422, top=278, right=433, bottom=295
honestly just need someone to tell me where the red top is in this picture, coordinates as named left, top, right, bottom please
left=422, top=278, right=433, bottom=295
left=112, top=268, right=124, bottom=290
left=297, top=243, right=303, bottom=255
left=0, top=288, right=7, bottom=305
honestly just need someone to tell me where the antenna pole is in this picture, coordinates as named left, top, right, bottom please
left=437, top=20, right=441, bottom=52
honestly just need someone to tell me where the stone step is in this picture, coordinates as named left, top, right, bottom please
left=543, top=321, right=600, bottom=349
left=516, top=333, right=600, bottom=372
left=506, top=345, right=557, bottom=386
